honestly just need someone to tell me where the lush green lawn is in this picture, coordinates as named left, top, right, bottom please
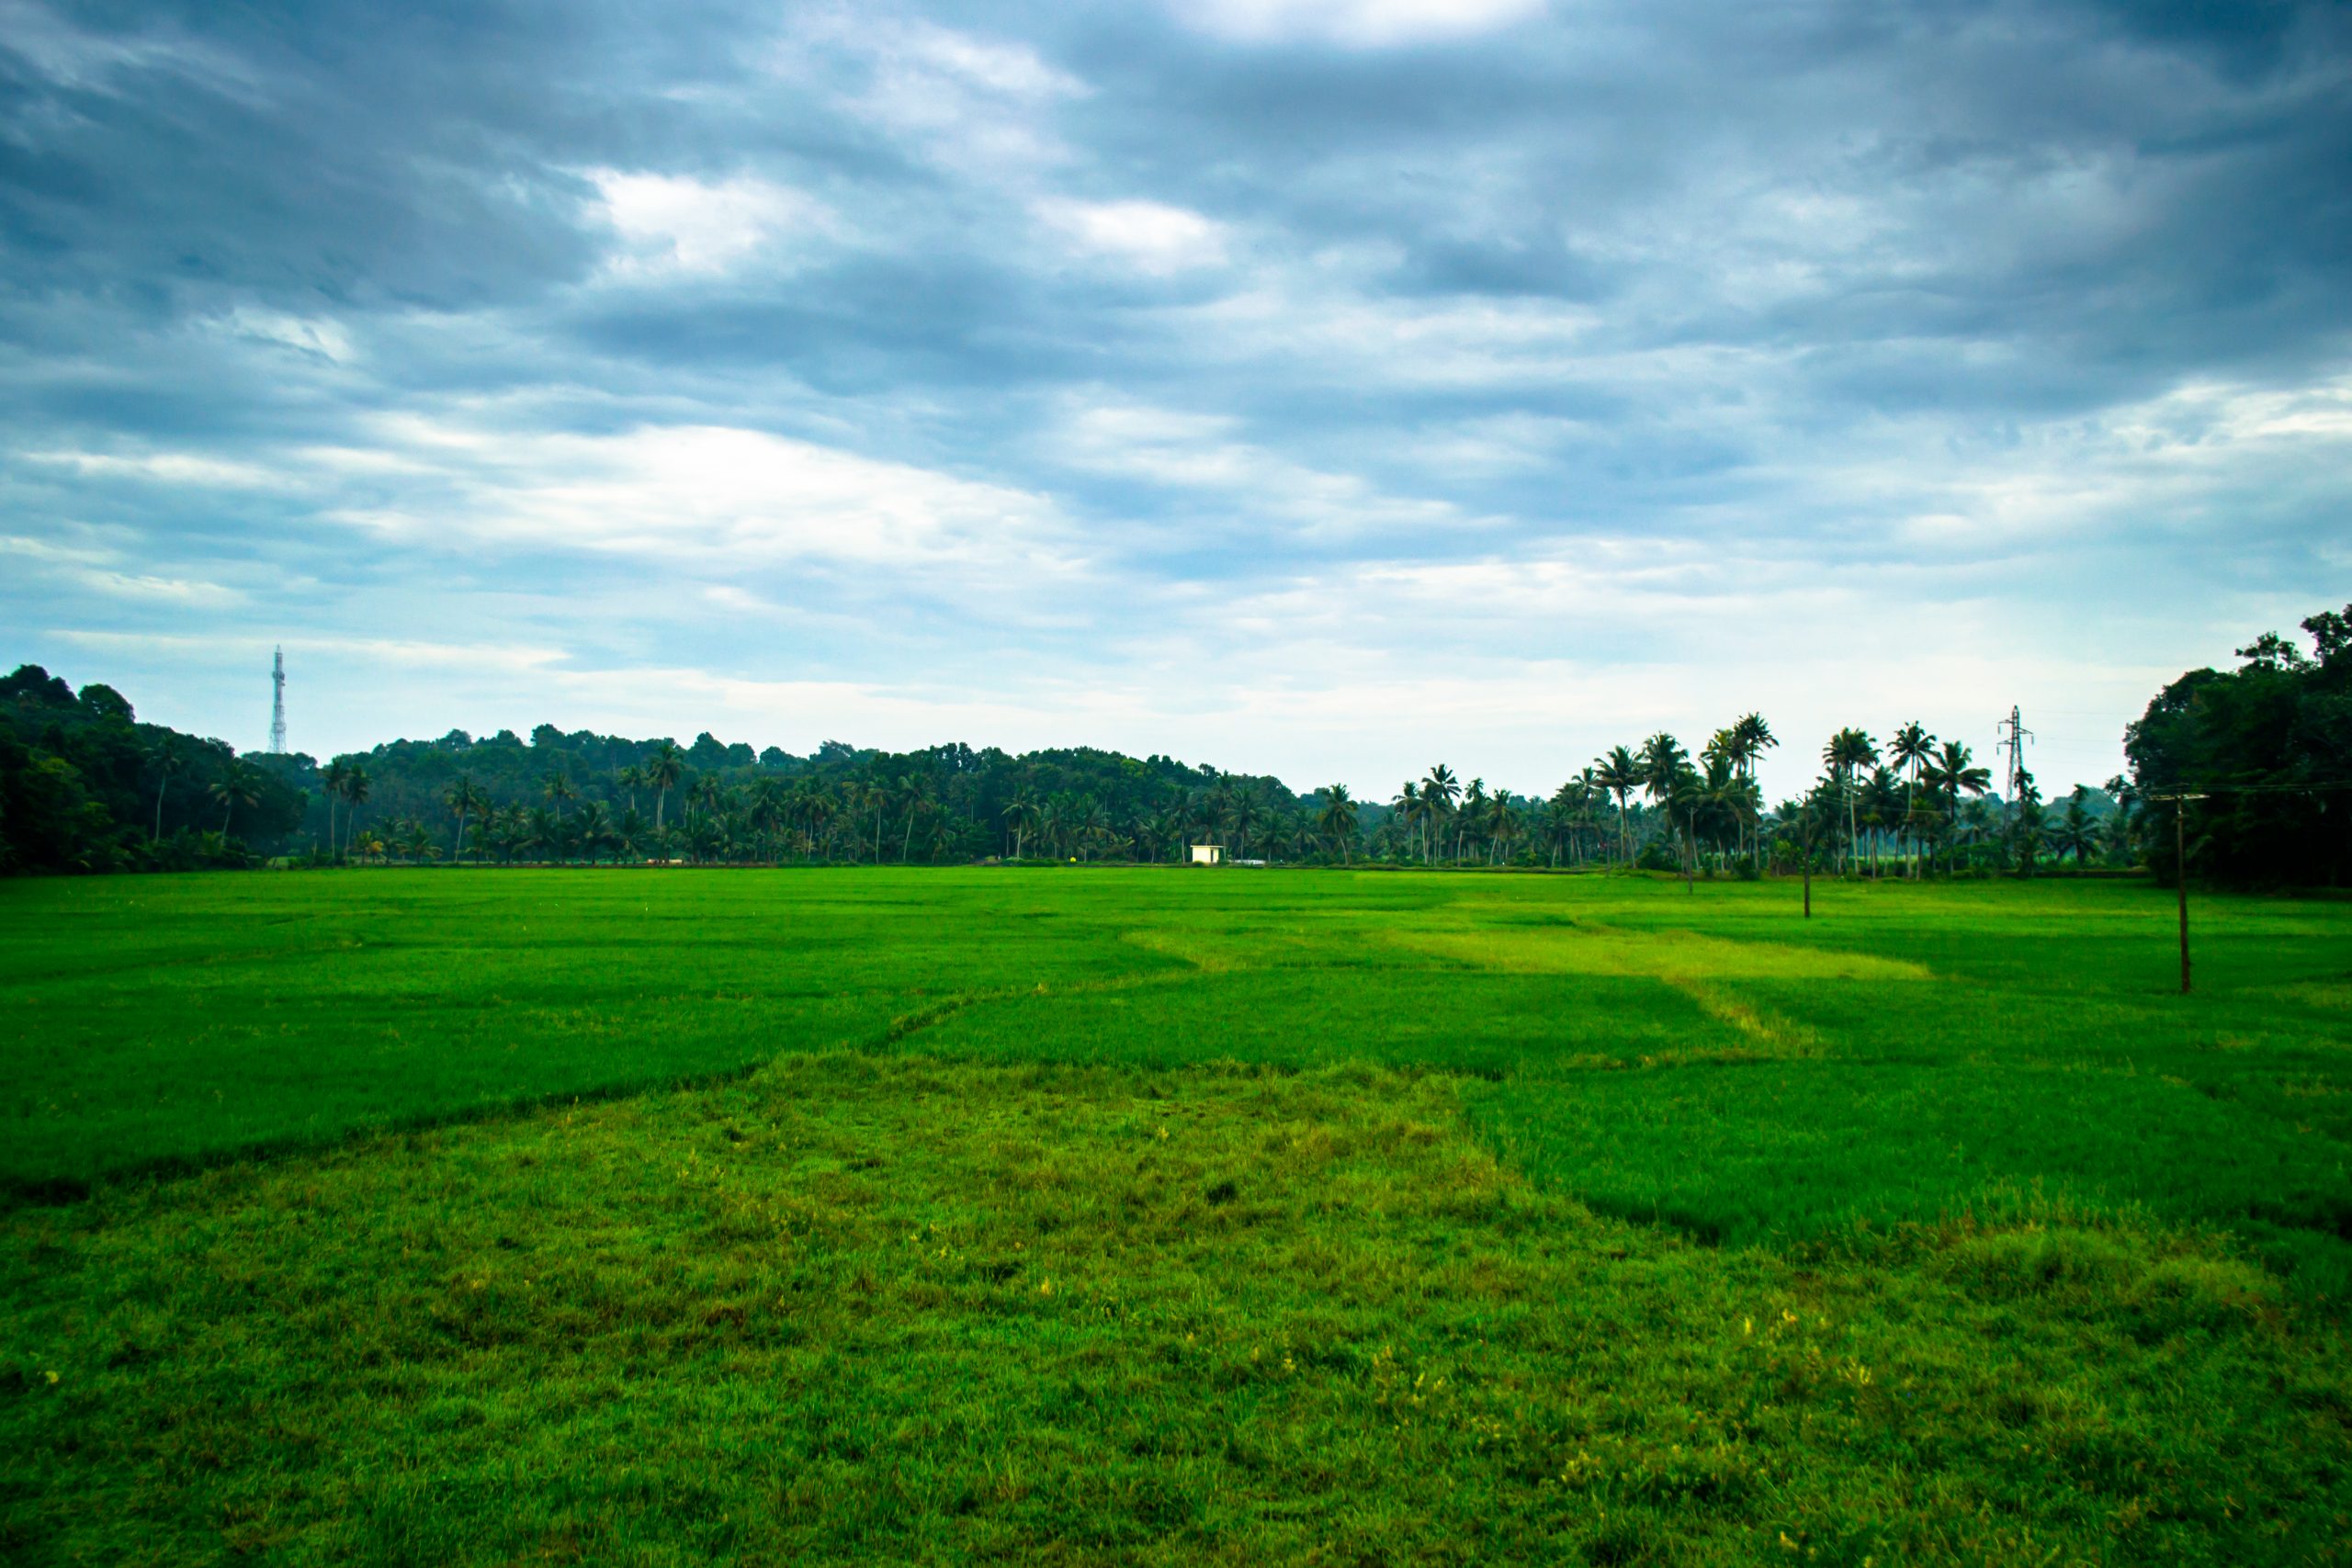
left=4, top=868, right=2350, bottom=1562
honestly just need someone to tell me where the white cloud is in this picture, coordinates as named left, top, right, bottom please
left=1054, top=400, right=1472, bottom=537
left=1180, top=0, right=1544, bottom=48
left=19, top=448, right=288, bottom=489
left=588, top=169, right=835, bottom=278
left=223, top=307, right=355, bottom=363
left=774, top=17, right=1087, bottom=181
left=1034, top=198, right=1228, bottom=275
left=0, top=535, right=243, bottom=606
left=330, top=418, right=1088, bottom=588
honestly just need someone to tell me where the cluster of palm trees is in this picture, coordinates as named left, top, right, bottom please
left=314, top=711, right=2136, bottom=877
left=1368, top=715, right=2120, bottom=879
left=997, top=774, right=1333, bottom=863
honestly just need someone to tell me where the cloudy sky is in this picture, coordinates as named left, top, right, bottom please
left=4, top=0, right=2347, bottom=799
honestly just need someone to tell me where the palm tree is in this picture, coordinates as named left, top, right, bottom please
left=1732, top=713, right=1778, bottom=777
left=484, top=807, right=526, bottom=865
left=1885, top=722, right=1934, bottom=878
left=897, top=771, right=934, bottom=862
left=643, top=742, right=684, bottom=833
left=1489, top=794, right=1522, bottom=864
left=1317, top=784, right=1358, bottom=863
left=2052, top=788, right=2098, bottom=869
left=616, top=764, right=646, bottom=816
left=1821, top=728, right=1879, bottom=874
left=1225, top=781, right=1265, bottom=861
left=1391, top=781, right=1422, bottom=863
left=1925, top=740, right=1992, bottom=874
left=1002, top=791, right=1039, bottom=859
left=2100, top=775, right=2139, bottom=867
left=346, top=766, right=371, bottom=857
left=144, top=735, right=181, bottom=841
left=573, top=801, right=612, bottom=864
left=1594, top=746, right=1639, bottom=866
left=443, top=775, right=489, bottom=863
left=525, top=805, right=560, bottom=863
left=543, top=772, right=576, bottom=821
left=1637, top=733, right=1689, bottom=869
left=615, top=807, right=650, bottom=863
left=322, top=759, right=350, bottom=856
left=1542, top=788, right=1576, bottom=867
left=749, top=779, right=786, bottom=863
left=799, top=785, right=835, bottom=862
left=1458, top=777, right=1489, bottom=862
left=209, top=761, right=265, bottom=837
left=1420, top=765, right=1459, bottom=861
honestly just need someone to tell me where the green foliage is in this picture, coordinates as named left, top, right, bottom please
left=0, top=666, right=304, bottom=873
left=2126, top=604, right=2352, bottom=886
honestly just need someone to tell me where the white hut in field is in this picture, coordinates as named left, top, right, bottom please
left=1189, top=843, right=1224, bottom=865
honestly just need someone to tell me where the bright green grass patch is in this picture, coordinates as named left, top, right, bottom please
left=5, top=869, right=2350, bottom=1289
left=1391, top=920, right=1934, bottom=980
left=5, top=1056, right=2344, bottom=1566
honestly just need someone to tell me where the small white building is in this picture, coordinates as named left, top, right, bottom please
left=1189, top=843, right=1224, bottom=865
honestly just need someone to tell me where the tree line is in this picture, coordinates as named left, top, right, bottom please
left=6, top=603, right=2341, bottom=883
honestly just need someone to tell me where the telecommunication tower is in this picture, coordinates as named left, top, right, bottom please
left=270, top=646, right=287, bottom=754
left=1994, top=705, right=2033, bottom=802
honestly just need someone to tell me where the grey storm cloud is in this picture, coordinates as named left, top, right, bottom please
left=1, top=0, right=2346, bottom=791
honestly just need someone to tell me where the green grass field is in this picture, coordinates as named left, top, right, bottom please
left=5, top=869, right=2350, bottom=1562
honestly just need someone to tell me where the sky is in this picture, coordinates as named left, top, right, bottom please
left=3, top=0, right=2347, bottom=803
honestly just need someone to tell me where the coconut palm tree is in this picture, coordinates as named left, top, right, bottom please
left=748, top=778, right=786, bottom=863
left=543, top=772, right=576, bottom=821
left=1421, top=765, right=1459, bottom=861
left=1593, top=746, right=1639, bottom=866
left=1543, top=789, right=1576, bottom=867
left=484, top=807, right=527, bottom=865
left=1489, top=794, right=1522, bottom=864
left=339, top=766, right=370, bottom=862
left=1390, top=781, right=1422, bottom=863
left=573, top=801, right=612, bottom=864
left=1885, top=722, right=1933, bottom=876
left=643, top=742, right=684, bottom=833
left=144, top=735, right=181, bottom=841
left=2052, top=788, right=2099, bottom=868
left=322, top=759, right=350, bottom=855
left=1225, top=781, right=1266, bottom=860
left=1001, top=790, right=1038, bottom=859
left=1317, top=784, right=1358, bottom=862
left=1925, top=740, right=1992, bottom=874
left=615, top=807, right=650, bottom=863
left=525, top=805, right=560, bottom=863
left=210, top=761, right=265, bottom=837
left=1636, top=734, right=1691, bottom=878
left=443, top=775, right=489, bottom=863
left=1821, top=728, right=1879, bottom=874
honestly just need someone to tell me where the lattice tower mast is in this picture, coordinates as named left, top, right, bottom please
left=270, top=646, right=287, bottom=754
left=1994, top=704, right=2033, bottom=803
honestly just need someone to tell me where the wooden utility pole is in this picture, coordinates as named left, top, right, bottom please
left=1801, top=811, right=1813, bottom=919
left=2162, top=793, right=2206, bottom=994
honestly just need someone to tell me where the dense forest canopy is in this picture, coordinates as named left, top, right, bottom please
left=2125, top=605, right=2352, bottom=887
left=6, top=604, right=2344, bottom=885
